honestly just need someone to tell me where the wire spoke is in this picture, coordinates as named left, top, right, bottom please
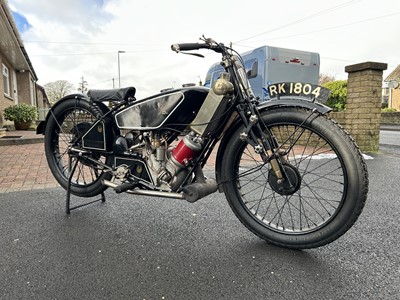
left=49, top=106, right=104, bottom=186
left=235, top=121, right=346, bottom=234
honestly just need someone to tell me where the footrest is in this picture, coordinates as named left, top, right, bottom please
left=114, top=181, right=138, bottom=193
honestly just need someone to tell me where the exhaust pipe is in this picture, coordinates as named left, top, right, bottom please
left=103, top=179, right=218, bottom=203
left=102, top=180, right=184, bottom=200
left=182, top=179, right=218, bottom=203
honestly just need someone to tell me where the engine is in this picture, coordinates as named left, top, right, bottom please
left=113, top=131, right=203, bottom=192
left=148, top=131, right=203, bottom=191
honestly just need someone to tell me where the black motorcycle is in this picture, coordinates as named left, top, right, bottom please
left=37, top=37, right=368, bottom=249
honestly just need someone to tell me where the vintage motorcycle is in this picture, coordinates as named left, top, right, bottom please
left=37, top=37, right=368, bottom=249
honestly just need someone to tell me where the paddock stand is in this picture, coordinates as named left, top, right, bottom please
left=65, top=156, right=106, bottom=214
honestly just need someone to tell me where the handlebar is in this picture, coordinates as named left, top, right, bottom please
left=171, top=38, right=254, bottom=99
left=171, top=43, right=209, bottom=52
left=171, top=42, right=222, bottom=53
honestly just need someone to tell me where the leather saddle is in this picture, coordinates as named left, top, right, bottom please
left=87, top=87, right=136, bottom=102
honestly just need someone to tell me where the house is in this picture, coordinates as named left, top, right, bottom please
left=0, top=0, right=48, bottom=128
left=384, top=65, right=400, bottom=111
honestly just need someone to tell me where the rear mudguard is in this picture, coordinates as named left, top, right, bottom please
left=36, top=93, right=113, bottom=135
left=37, top=94, right=88, bottom=134
left=215, top=98, right=332, bottom=191
left=36, top=93, right=119, bottom=152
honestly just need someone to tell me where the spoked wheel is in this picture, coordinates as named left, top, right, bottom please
left=44, top=99, right=112, bottom=197
left=220, top=107, right=368, bottom=249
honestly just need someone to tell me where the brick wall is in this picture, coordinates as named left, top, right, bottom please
left=16, top=72, right=33, bottom=105
left=1, top=53, right=37, bottom=127
left=0, top=55, right=15, bottom=127
left=327, top=62, right=387, bottom=152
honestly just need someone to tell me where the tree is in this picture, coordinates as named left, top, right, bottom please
left=44, top=80, right=74, bottom=105
left=78, top=76, right=88, bottom=94
left=322, top=80, right=347, bottom=111
left=319, top=73, right=336, bottom=85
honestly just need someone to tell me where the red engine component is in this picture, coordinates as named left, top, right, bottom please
left=171, top=134, right=202, bottom=167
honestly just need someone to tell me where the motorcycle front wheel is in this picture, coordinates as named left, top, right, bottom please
left=44, top=98, right=112, bottom=197
left=220, top=107, right=368, bottom=249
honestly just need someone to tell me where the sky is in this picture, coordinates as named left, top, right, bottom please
left=8, top=0, right=400, bottom=99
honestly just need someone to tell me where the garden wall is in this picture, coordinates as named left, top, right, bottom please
left=381, top=112, right=400, bottom=125
left=327, top=62, right=387, bottom=152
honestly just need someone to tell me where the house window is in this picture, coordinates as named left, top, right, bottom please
left=2, top=64, right=10, bottom=96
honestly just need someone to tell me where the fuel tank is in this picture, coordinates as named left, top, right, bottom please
left=115, top=87, right=209, bottom=130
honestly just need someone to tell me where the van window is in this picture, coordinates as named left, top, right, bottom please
left=245, top=58, right=258, bottom=79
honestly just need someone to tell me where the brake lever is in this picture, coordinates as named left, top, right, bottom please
left=181, top=52, right=205, bottom=58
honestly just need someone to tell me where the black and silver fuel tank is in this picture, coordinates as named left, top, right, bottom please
left=115, top=87, right=209, bottom=130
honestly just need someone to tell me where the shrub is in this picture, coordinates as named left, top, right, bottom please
left=322, top=80, right=347, bottom=111
left=381, top=107, right=397, bottom=112
left=3, top=103, right=38, bottom=123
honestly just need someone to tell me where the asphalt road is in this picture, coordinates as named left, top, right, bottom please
left=380, top=129, right=400, bottom=147
left=1, top=152, right=400, bottom=300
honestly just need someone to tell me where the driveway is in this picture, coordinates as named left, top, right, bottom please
left=0, top=153, right=399, bottom=299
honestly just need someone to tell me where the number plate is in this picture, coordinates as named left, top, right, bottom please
left=267, top=82, right=331, bottom=102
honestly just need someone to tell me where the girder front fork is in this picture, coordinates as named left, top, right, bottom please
left=238, top=112, right=285, bottom=182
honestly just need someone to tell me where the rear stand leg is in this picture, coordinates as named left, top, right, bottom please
left=66, top=156, right=106, bottom=214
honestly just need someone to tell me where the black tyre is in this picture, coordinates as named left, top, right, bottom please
left=44, top=98, right=112, bottom=197
left=220, top=107, right=368, bottom=249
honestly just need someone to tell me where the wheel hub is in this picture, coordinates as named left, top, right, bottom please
left=268, top=163, right=302, bottom=195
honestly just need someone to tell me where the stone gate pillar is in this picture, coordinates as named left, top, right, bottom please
left=345, top=61, right=387, bottom=152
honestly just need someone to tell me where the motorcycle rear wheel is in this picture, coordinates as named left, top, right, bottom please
left=220, top=107, right=368, bottom=249
left=44, top=98, right=112, bottom=197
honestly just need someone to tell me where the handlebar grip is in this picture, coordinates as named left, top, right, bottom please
left=171, top=43, right=209, bottom=53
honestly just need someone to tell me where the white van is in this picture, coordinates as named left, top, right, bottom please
left=204, top=45, right=320, bottom=101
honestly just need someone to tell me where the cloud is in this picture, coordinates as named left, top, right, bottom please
left=10, top=0, right=112, bottom=34
left=7, top=0, right=400, bottom=97
left=9, top=0, right=219, bottom=96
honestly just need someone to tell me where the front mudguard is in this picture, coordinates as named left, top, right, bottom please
left=215, top=98, right=332, bottom=191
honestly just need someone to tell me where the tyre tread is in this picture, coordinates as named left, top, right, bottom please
left=220, top=107, right=369, bottom=249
